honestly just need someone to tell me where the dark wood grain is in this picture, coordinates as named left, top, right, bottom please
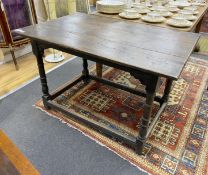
left=15, top=13, right=199, bottom=79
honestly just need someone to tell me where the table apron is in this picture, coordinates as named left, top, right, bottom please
left=32, top=39, right=177, bottom=80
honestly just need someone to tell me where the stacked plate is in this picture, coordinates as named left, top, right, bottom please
left=96, top=0, right=125, bottom=14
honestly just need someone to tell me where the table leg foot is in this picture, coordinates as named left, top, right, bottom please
left=194, top=43, right=200, bottom=52
left=42, top=96, right=51, bottom=110
left=135, top=139, right=145, bottom=155
left=31, top=41, right=51, bottom=108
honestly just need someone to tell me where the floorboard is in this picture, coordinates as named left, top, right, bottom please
left=0, top=52, right=74, bottom=97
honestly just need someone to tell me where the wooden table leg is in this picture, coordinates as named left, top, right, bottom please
left=96, top=63, right=103, bottom=77
left=31, top=41, right=51, bottom=109
left=82, top=58, right=89, bottom=83
left=136, top=76, right=160, bottom=154
left=194, top=16, right=204, bottom=52
left=161, top=79, right=173, bottom=104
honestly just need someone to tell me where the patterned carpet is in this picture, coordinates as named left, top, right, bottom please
left=36, top=57, right=208, bottom=175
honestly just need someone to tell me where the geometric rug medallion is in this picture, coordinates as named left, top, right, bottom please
left=36, top=57, right=208, bottom=175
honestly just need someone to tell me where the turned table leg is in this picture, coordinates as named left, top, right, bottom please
left=194, top=16, right=204, bottom=52
left=96, top=63, right=103, bottom=77
left=161, top=79, right=173, bottom=104
left=82, top=58, right=89, bottom=83
left=136, top=76, right=159, bottom=154
left=31, top=41, right=51, bottom=109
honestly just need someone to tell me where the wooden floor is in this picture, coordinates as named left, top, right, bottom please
left=0, top=130, right=40, bottom=175
left=0, top=52, right=74, bottom=97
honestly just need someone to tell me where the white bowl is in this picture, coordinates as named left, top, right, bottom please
left=147, top=11, right=162, bottom=18
left=183, top=7, right=199, bottom=14
left=134, top=5, right=150, bottom=14
left=157, top=11, right=173, bottom=17
left=141, top=14, right=166, bottom=23
left=166, top=5, right=180, bottom=12
left=141, top=1, right=152, bottom=7
left=179, top=9, right=195, bottom=15
left=184, top=6, right=198, bottom=11
left=169, top=1, right=191, bottom=8
left=132, top=2, right=142, bottom=7
left=172, top=15, right=187, bottom=20
left=123, top=9, right=139, bottom=16
left=151, top=6, right=173, bottom=17
left=151, top=5, right=166, bottom=11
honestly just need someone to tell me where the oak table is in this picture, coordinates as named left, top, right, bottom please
left=15, top=13, right=199, bottom=154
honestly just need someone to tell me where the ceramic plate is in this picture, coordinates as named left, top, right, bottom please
left=169, top=1, right=191, bottom=8
left=167, top=7, right=180, bottom=12
left=158, top=11, right=173, bottom=17
left=141, top=16, right=166, bottom=23
left=96, top=0, right=125, bottom=14
left=119, top=12, right=141, bottom=19
left=173, top=14, right=197, bottom=21
left=179, top=9, right=195, bottom=15
left=150, top=6, right=167, bottom=11
left=184, top=6, right=198, bottom=11
left=191, top=2, right=206, bottom=6
left=132, top=2, right=142, bottom=7
left=192, top=10, right=199, bottom=15
left=141, top=2, right=152, bottom=7
left=166, top=19, right=193, bottom=27
left=136, top=8, right=151, bottom=14
left=185, top=15, right=197, bottom=20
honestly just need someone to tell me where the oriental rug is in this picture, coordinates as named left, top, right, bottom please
left=36, top=57, right=208, bottom=175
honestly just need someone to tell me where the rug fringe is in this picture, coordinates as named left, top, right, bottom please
left=34, top=105, right=150, bottom=175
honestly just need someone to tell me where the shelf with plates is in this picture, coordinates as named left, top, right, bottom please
left=94, top=0, right=208, bottom=31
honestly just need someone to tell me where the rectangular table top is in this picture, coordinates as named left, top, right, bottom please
left=15, top=13, right=200, bottom=79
